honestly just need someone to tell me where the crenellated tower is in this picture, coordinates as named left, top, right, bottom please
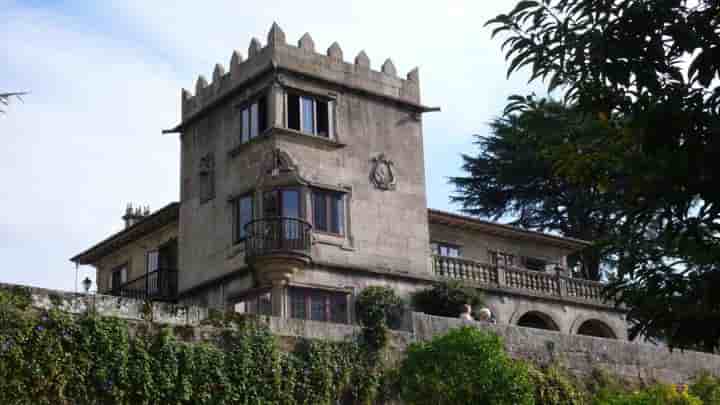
left=166, top=23, right=437, bottom=312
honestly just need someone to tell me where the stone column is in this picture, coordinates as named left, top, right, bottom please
left=269, top=82, right=284, bottom=128
left=270, top=280, right=287, bottom=318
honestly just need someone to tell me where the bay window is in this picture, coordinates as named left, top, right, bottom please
left=289, top=287, right=348, bottom=323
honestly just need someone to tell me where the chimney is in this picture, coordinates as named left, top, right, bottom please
left=122, top=203, right=149, bottom=228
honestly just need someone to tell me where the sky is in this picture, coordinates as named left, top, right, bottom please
left=1, top=0, right=544, bottom=292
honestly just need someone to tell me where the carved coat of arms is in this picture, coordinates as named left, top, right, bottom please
left=370, top=154, right=396, bottom=190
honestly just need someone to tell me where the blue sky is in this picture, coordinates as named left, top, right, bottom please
left=1, top=0, right=543, bottom=291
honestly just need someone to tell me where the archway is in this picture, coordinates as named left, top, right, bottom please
left=576, top=319, right=617, bottom=339
left=516, top=311, right=560, bottom=331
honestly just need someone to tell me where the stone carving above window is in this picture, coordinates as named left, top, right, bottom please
left=370, top=153, right=396, bottom=191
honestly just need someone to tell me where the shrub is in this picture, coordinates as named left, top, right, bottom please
left=411, top=280, right=484, bottom=318
left=591, top=384, right=702, bottom=405
left=355, top=286, right=403, bottom=328
left=398, top=326, right=534, bottom=405
left=528, top=364, right=586, bottom=405
left=690, top=372, right=720, bottom=405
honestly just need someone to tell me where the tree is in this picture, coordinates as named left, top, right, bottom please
left=0, top=92, right=27, bottom=114
left=450, top=97, right=622, bottom=280
left=398, top=326, right=534, bottom=405
left=487, top=0, right=720, bottom=350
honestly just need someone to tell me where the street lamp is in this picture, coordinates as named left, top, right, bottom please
left=82, top=277, right=92, bottom=294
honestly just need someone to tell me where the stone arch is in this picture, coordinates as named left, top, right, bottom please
left=514, top=310, right=561, bottom=331
left=574, top=318, right=617, bottom=339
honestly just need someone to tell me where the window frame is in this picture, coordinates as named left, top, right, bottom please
left=288, top=287, right=349, bottom=324
left=232, top=193, right=255, bottom=244
left=489, top=250, right=517, bottom=267
left=110, top=263, right=128, bottom=291
left=234, top=290, right=272, bottom=316
left=285, top=90, right=334, bottom=139
left=239, top=93, right=268, bottom=144
left=263, top=187, right=303, bottom=219
left=431, top=241, right=462, bottom=258
left=311, top=188, right=346, bottom=236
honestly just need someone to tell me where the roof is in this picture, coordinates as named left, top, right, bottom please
left=427, top=209, right=591, bottom=251
left=70, top=202, right=180, bottom=265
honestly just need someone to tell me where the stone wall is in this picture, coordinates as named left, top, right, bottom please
left=6, top=283, right=720, bottom=384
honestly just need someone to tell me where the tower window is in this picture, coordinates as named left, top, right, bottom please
left=311, top=189, right=345, bottom=235
left=233, top=194, right=254, bottom=243
left=240, top=96, right=267, bottom=143
left=286, top=93, right=333, bottom=138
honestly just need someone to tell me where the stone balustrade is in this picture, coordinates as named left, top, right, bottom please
left=432, top=255, right=606, bottom=305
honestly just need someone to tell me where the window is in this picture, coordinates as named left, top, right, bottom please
left=312, top=189, right=345, bottom=235
left=240, top=96, right=268, bottom=143
left=431, top=242, right=461, bottom=258
left=489, top=250, right=516, bottom=267
left=286, top=93, right=333, bottom=138
left=263, top=188, right=301, bottom=218
left=146, top=250, right=159, bottom=273
left=289, top=287, right=348, bottom=323
left=234, top=291, right=272, bottom=316
left=233, top=194, right=254, bottom=243
left=110, top=264, right=127, bottom=291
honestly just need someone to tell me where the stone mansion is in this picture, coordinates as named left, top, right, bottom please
left=71, top=24, right=626, bottom=340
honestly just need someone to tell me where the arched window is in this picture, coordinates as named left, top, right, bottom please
left=516, top=311, right=560, bottom=331
left=577, top=319, right=617, bottom=339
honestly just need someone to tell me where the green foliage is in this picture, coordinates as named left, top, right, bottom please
left=691, top=372, right=720, bottom=405
left=0, top=289, right=387, bottom=405
left=411, top=280, right=484, bottom=318
left=528, top=364, right=585, bottom=405
left=592, top=384, right=702, bottom=405
left=449, top=98, right=621, bottom=281
left=487, top=0, right=720, bottom=350
left=398, top=326, right=534, bottom=405
left=355, top=286, right=403, bottom=350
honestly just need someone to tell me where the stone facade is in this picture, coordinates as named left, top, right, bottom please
left=72, top=24, right=626, bottom=342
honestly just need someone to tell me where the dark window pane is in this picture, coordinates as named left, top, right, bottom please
left=330, top=294, right=347, bottom=323
left=290, top=290, right=306, bottom=320
left=146, top=250, right=159, bottom=273
left=264, top=190, right=279, bottom=217
left=310, top=293, right=326, bottom=321
left=237, top=196, right=253, bottom=240
left=317, top=100, right=329, bottom=137
left=313, top=192, right=328, bottom=231
left=258, top=292, right=272, bottom=316
left=330, top=194, right=344, bottom=234
left=287, top=94, right=300, bottom=130
left=258, top=96, right=267, bottom=133
left=301, top=96, right=315, bottom=134
left=282, top=189, right=300, bottom=218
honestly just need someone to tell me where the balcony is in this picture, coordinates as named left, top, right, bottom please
left=432, top=255, right=607, bottom=305
left=245, top=217, right=312, bottom=285
left=112, top=268, right=178, bottom=301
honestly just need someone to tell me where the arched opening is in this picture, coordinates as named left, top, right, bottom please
left=577, top=319, right=617, bottom=339
left=516, top=311, right=560, bottom=331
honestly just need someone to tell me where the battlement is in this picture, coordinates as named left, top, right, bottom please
left=180, top=22, right=422, bottom=120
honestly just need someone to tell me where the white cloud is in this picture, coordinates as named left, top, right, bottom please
left=1, top=0, right=545, bottom=291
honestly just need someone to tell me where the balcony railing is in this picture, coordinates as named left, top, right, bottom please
left=245, top=217, right=312, bottom=260
left=112, top=268, right=178, bottom=301
left=432, top=255, right=607, bottom=304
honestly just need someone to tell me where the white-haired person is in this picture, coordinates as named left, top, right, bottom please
left=477, top=307, right=496, bottom=323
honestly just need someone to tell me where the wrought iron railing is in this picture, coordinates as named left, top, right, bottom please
left=432, top=255, right=606, bottom=304
left=244, top=217, right=312, bottom=260
left=112, top=268, right=178, bottom=301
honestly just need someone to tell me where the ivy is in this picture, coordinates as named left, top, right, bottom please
left=0, top=290, right=388, bottom=404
